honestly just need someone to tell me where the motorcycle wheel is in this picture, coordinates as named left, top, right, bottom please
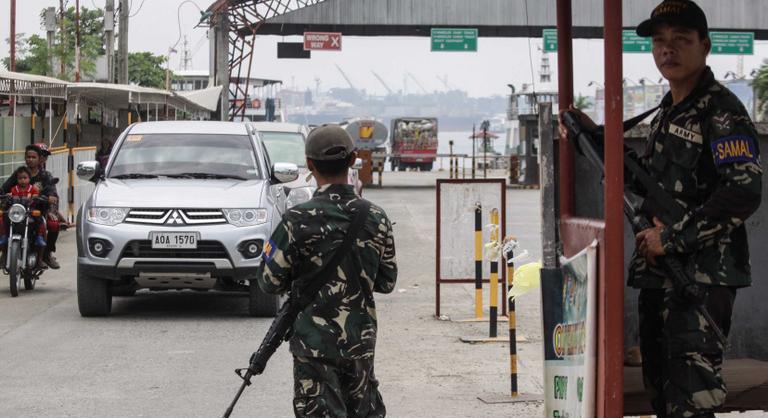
left=8, top=241, right=20, bottom=297
left=23, top=270, right=36, bottom=290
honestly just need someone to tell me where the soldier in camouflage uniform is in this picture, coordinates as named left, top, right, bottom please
left=561, top=2, right=762, bottom=416
left=258, top=125, right=397, bottom=418
left=630, top=2, right=762, bottom=417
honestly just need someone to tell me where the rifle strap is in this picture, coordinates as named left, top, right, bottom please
left=292, top=199, right=372, bottom=310
left=623, top=106, right=659, bottom=133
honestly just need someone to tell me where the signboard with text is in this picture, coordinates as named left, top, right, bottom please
left=710, top=31, right=754, bottom=55
left=303, top=32, right=342, bottom=51
left=543, top=242, right=597, bottom=418
left=622, top=30, right=652, bottom=53
left=430, top=28, right=478, bottom=52
left=543, top=29, right=558, bottom=53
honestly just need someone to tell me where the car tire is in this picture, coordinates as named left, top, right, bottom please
left=249, top=282, right=280, bottom=317
left=77, top=265, right=112, bottom=317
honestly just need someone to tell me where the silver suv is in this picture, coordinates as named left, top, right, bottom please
left=75, top=121, right=298, bottom=317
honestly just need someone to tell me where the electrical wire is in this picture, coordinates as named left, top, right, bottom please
left=129, top=0, right=147, bottom=17
left=523, top=0, right=539, bottom=114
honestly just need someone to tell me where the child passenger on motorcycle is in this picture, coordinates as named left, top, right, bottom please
left=0, top=143, right=61, bottom=269
left=0, top=166, right=47, bottom=267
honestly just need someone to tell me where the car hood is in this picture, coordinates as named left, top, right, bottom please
left=91, top=178, right=266, bottom=208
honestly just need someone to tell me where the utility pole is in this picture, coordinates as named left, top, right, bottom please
left=117, top=0, right=129, bottom=84
left=10, top=0, right=16, bottom=71
left=45, top=7, right=57, bottom=76
left=59, top=0, right=65, bottom=77
left=75, top=0, right=81, bottom=82
left=105, top=0, right=115, bottom=83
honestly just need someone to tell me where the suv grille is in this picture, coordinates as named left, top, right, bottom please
left=125, top=208, right=227, bottom=226
left=121, top=240, right=229, bottom=259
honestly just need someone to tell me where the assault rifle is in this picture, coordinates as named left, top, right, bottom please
left=561, top=111, right=729, bottom=348
left=223, top=200, right=371, bottom=418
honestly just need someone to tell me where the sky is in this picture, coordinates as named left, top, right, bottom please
left=2, top=0, right=766, bottom=98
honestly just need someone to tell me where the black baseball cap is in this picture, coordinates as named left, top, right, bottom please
left=305, top=124, right=355, bottom=161
left=636, top=0, right=708, bottom=38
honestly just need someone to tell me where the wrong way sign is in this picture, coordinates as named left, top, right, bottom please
left=303, top=32, right=342, bottom=51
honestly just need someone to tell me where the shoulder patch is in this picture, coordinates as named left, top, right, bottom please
left=263, top=239, right=277, bottom=262
left=711, top=135, right=758, bottom=166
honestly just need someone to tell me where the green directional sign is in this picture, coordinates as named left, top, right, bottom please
left=431, top=28, right=478, bottom=52
left=543, top=29, right=558, bottom=53
left=710, top=31, right=754, bottom=55
left=622, top=30, right=652, bottom=53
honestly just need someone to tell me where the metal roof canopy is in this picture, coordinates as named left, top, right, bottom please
left=257, top=0, right=768, bottom=39
left=0, top=70, right=69, bottom=99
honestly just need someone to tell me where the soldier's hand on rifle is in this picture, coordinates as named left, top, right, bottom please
left=636, top=217, right=666, bottom=265
left=558, top=106, right=598, bottom=139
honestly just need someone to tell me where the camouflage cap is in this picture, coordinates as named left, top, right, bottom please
left=306, top=124, right=355, bottom=161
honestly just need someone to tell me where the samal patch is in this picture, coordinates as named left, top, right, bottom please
left=711, top=135, right=758, bottom=166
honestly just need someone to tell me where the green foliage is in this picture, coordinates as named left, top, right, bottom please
left=2, top=6, right=104, bottom=80
left=127, top=52, right=168, bottom=89
left=574, top=94, right=592, bottom=110
left=753, top=61, right=768, bottom=121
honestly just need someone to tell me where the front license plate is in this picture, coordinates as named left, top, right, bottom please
left=149, top=232, right=199, bottom=249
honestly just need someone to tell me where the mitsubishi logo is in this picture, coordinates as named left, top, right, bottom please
left=166, top=210, right=185, bottom=225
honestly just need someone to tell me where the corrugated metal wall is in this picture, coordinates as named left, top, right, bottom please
left=265, top=0, right=766, bottom=35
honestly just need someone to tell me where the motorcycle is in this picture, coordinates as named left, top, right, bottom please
left=1, top=195, right=50, bottom=297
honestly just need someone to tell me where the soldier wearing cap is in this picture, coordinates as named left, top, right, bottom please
left=257, top=124, right=397, bottom=417
left=561, top=1, right=762, bottom=416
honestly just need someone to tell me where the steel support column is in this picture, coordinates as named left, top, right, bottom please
left=602, top=1, right=625, bottom=416
left=556, top=0, right=574, bottom=217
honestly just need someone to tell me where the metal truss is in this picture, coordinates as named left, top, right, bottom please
left=209, top=0, right=327, bottom=120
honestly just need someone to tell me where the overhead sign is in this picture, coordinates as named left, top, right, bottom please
left=543, top=29, right=558, bottom=53
left=278, top=42, right=310, bottom=59
left=431, top=28, right=478, bottom=52
left=622, top=30, right=652, bottom=53
left=710, top=31, right=754, bottom=55
left=303, top=32, right=342, bottom=51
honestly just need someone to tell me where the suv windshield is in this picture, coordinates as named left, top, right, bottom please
left=109, top=133, right=262, bottom=180
left=260, top=131, right=306, bottom=167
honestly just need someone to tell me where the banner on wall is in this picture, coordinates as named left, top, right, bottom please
left=542, top=241, right=598, bottom=418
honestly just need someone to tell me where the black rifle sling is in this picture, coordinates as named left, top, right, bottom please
left=293, top=199, right=372, bottom=310
left=619, top=106, right=688, bottom=222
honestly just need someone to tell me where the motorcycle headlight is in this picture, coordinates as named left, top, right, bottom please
left=87, top=207, right=129, bottom=226
left=286, top=186, right=315, bottom=209
left=8, top=204, right=26, bottom=223
left=222, top=208, right=268, bottom=227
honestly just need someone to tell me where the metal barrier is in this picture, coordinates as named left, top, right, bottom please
left=47, top=147, right=70, bottom=212
left=71, top=147, right=96, bottom=222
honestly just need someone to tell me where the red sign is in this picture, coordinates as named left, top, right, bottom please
left=303, top=32, right=342, bottom=51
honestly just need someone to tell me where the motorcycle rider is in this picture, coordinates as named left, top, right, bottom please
left=0, top=143, right=61, bottom=269
left=0, top=166, right=48, bottom=268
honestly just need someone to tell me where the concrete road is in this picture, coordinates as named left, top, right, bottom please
left=0, top=187, right=541, bottom=417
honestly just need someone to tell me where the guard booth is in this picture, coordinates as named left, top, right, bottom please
left=551, top=1, right=768, bottom=417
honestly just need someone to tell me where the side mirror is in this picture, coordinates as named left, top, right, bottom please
left=76, top=161, right=102, bottom=183
left=272, top=162, right=299, bottom=184
left=352, top=158, right=363, bottom=170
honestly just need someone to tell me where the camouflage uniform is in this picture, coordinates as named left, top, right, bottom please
left=628, top=67, right=763, bottom=417
left=258, top=183, right=397, bottom=418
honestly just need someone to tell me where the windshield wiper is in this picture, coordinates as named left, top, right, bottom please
left=171, top=172, right=247, bottom=180
left=111, top=173, right=158, bottom=179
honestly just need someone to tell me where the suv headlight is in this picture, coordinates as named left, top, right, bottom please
left=223, top=208, right=268, bottom=227
left=286, top=186, right=315, bottom=209
left=87, top=207, right=129, bottom=226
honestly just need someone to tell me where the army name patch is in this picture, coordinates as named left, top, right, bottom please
left=263, top=239, right=277, bottom=262
left=668, top=123, right=703, bottom=144
left=711, top=135, right=758, bottom=166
